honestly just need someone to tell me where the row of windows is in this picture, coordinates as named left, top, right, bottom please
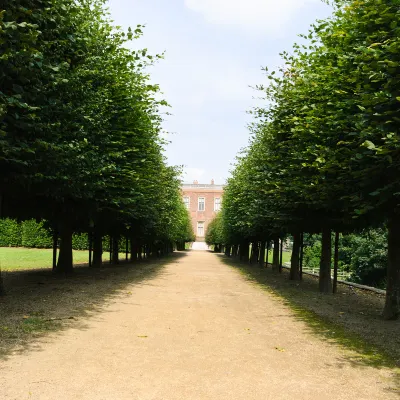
left=183, top=196, right=221, bottom=212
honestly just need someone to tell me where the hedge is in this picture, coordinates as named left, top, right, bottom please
left=0, top=219, right=88, bottom=250
left=0, top=219, right=131, bottom=252
left=21, top=219, right=53, bottom=248
left=0, top=219, right=22, bottom=247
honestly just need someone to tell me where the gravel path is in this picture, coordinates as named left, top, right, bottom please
left=0, top=251, right=397, bottom=399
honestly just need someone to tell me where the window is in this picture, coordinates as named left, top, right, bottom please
left=183, top=196, right=190, bottom=209
left=198, top=197, right=205, bottom=211
left=197, top=221, right=205, bottom=237
left=214, top=197, right=221, bottom=211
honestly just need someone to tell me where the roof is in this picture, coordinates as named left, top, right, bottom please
left=182, top=183, right=225, bottom=191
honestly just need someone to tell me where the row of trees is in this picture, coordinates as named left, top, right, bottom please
left=0, top=0, right=194, bottom=284
left=302, top=229, right=388, bottom=288
left=207, top=0, right=400, bottom=320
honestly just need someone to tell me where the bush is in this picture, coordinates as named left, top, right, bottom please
left=72, top=233, right=89, bottom=251
left=0, top=219, right=22, bottom=247
left=303, top=234, right=322, bottom=272
left=302, top=229, right=388, bottom=288
left=21, top=220, right=52, bottom=248
left=0, top=219, right=138, bottom=253
left=0, top=219, right=89, bottom=250
left=344, top=229, right=387, bottom=289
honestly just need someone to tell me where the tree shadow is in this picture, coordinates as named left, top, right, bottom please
left=217, top=254, right=400, bottom=381
left=0, top=252, right=188, bottom=361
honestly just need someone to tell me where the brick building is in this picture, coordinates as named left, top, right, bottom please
left=182, top=180, right=224, bottom=241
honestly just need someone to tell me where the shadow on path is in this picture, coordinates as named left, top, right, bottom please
left=217, top=254, right=400, bottom=378
left=0, top=252, right=188, bottom=361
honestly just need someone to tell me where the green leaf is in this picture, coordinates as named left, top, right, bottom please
left=361, top=140, right=376, bottom=150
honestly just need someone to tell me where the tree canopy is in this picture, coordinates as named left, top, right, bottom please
left=213, top=0, right=400, bottom=319
left=0, top=0, right=193, bottom=275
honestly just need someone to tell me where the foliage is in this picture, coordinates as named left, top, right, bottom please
left=21, top=219, right=52, bottom=248
left=303, top=229, right=387, bottom=288
left=0, top=219, right=22, bottom=247
left=205, top=213, right=224, bottom=246
left=303, top=238, right=322, bottom=272
left=0, top=0, right=193, bottom=276
left=0, top=219, right=85, bottom=250
left=341, top=229, right=388, bottom=289
left=218, top=0, right=400, bottom=318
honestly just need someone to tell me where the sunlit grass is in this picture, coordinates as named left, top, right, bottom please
left=265, top=250, right=292, bottom=264
left=0, top=247, right=126, bottom=271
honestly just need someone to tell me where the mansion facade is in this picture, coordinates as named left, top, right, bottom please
left=182, top=180, right=224, bottom=241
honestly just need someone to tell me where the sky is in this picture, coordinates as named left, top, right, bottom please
left=107, top=0, right=333, bottom=184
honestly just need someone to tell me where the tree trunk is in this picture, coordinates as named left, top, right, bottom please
left=88, top=232, right=93, bottom=267
left=290, top=233, right=301, bottom=280
left=112, top=236, right=119, bottom=264
left=259, top=241, right=266, bottom=267
left=92, top=230, right=103, bottom=268
left=279, top=238, right=283, bottom=273
left=319, top=227, right=332, bottom=293
left=125, top=237, right=129, bottom=261
left=333, top=232, right=339, bottom=294
left=233, top=245, right=238, bottom=257
left=152, top=243, right=159, bottom=258
left=266, top=241, right=270, bottom=267
left=0, top=194, right=4, bottom=295
left=299, top=234, right=304, bottom=280
left=272, top=237, right=280, bottom=271
left=244, top=243, right=250, bottom=262
left=109, top=236, right=112, bottom=264
left=0, top=267, right=5, bottom=296
left=52, top=231, right=58, bottom=271
left=55, top=223, right=74, bottom=274
left=138, top=244, right=143, bottom=260
left=250, top=242, right=258, bottom=264
left=383, top=210, right=400, bottom=320
left=130, top=238, right=137, bottom=262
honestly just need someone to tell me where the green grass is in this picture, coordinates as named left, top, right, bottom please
left=0, top=247, right=126, bottom=271
left=265, top=250, right=291, bottom=264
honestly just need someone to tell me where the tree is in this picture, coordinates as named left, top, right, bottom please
left=0, top=0, right=193, bottom=281
left=218, top=0, right=400, bottom=318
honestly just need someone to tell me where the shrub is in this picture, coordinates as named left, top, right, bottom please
left=21, top=220, right=52, bottom=248
left=0, top=219, right=22, bottom=247
left=303, top=230, right=387, bottom=288
left=72, top=233, right=89, bottom=251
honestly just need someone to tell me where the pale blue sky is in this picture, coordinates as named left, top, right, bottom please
left=107, top=0, right=332, bottom=184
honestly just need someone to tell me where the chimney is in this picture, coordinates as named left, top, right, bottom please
left=211, top=179, right=215, bottom=185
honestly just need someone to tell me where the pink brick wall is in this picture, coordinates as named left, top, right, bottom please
left=182, top=183, right=224, bottom=241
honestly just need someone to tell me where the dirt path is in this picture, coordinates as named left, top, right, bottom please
left=0, top=251, right=398, bottom=399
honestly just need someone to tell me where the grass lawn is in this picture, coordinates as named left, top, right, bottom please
left=0, top=247, right=126, bottom=271
left=265, top=250, right=291, bottom=264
